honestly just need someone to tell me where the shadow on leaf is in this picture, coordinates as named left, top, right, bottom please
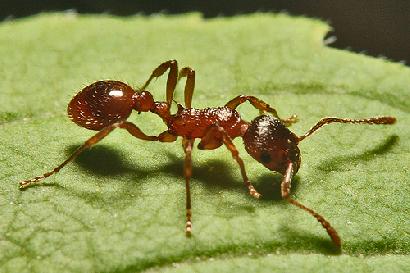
left=66, top=145, right=302, bottom=200
left=257, top=173, right=300, bottom=201
left=277, top=225, right=341, bottom=254
left=55, top=141, right=400, bottom=256
left=161, top=152, right=243, bottom=191
left=67, top=145, right=138, bottom=176
left=117, top=226, right=341, bottom=273
left=316, top=135, right=399, bottom=172
left=345, top=238, right=406, bottom=255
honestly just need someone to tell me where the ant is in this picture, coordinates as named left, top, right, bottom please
left=20, top=60, right=396, bottom=247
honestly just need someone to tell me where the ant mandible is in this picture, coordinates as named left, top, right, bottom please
left=20, top=60, right=396, bottom=247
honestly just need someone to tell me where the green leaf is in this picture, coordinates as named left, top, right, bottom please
left=1, top=13, right=409, bottom=273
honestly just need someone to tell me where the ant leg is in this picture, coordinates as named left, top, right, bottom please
left=199, top=125, right=261, bottom=198
left=140, top=60, right=178, bottom=106
left=182, top=138, right=194, bottom=236
left=178, top=67, right=196, bottom=108
left=19, top=122, right=120, bottom=189
left=298, top=116, right=396, bottom=141
left=20, top=121, right=162, bottom=189
left=281, top=162, right=341, bottom=247
left=118, top=121, right=159, bottom=141
left=197, top=125, right=223, bottom=150
left=119, top=122, right=178, bottom=143
left=118, top=121, right=179, bottom=141
left=225, top=95, right=297, bottom=126
left=158, top=131, right=178, bottom=142
left=221, top=129, right=261, bottom=199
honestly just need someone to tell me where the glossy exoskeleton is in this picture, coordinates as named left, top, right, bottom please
left=20, top=60, right=396, bottom=247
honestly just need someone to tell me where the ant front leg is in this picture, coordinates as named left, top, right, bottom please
left=281, top=162, right=341, bottom=247
left=140, top=60, right=178, bottom=106
left=225, top=95, right=298, bottom=126
left=20, top=121, right=161, bottom=189
left=182, top=138, right=194, bottom=236
left=178, top=67, right=196, bottom=109
left=198, top=125, right=261, bottom=199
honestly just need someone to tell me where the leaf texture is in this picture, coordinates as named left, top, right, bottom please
left=0, top=13, right=409, bottom=273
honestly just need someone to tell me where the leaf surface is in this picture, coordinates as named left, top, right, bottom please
left=0, top=13, right=409, bottom=273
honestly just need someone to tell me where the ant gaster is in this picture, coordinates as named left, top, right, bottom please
left=20, top=60, right=396, bottom=247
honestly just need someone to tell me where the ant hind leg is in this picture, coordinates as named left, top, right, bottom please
left=118, top=121, right=160, bottom=141
left=19, top=122, right=120, bottom=189
left=20, top=121, right=163, bottom=189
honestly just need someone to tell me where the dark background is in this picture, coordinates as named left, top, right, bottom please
left=1, top=0, right=409, bottom=65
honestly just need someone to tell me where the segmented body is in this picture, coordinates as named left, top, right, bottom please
left=67, top=81, right=248, bottom=148
left=18, top=57, right=397, bottom=249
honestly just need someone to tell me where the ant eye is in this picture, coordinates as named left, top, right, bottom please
left=260, top=152, right=272, bottom=164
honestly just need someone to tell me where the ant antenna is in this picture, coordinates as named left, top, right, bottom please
left=298, top=117, right=396, bottom=141
left=282, top=162, right=341, bottom=247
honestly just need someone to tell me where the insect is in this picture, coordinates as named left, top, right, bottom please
left=20, top=60, right=396, bottom=247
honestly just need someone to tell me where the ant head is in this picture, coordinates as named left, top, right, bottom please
left=242, top=115, right=301, bottom=175
left=132, top=91, right=155, bottom=112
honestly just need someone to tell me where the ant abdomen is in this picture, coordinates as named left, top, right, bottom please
left=243, top=115, right=301, bottom=175
left=68, top=81, right=136, bottom=130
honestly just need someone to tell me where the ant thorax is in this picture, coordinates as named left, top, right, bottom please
left=167, top=107, right=245, bottom=139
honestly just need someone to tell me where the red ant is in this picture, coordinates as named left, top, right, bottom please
left=20, top=60, right=396, bottom=247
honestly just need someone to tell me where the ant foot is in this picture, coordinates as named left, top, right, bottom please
left=185, top=221, right=192, bottom=237
left=249, top=185, right=261, bottom=199
left=19, top=179, right=36, bottom=190
left=282, top=114, right=298, bottom=126
left=289, top=114, right=298, bottom=123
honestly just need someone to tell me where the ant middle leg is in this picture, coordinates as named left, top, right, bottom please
left=140, top=60, right=178, bottom=106
left=198, top=125, right=261, bottom=199
left=225, top=95, right=297, bottom=126
left=19, top=121, right=162, bottom=189
left=280, top=162, right=341, bottom=247
left=182, top=138, right=194, bottom=236
left=118, top=122, right=177, bottom=143
left=178, top=67, right=196, bottom=109
left=298, top=116, right=396, bottom=141
left=118, top=121, right=159, bottom=141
